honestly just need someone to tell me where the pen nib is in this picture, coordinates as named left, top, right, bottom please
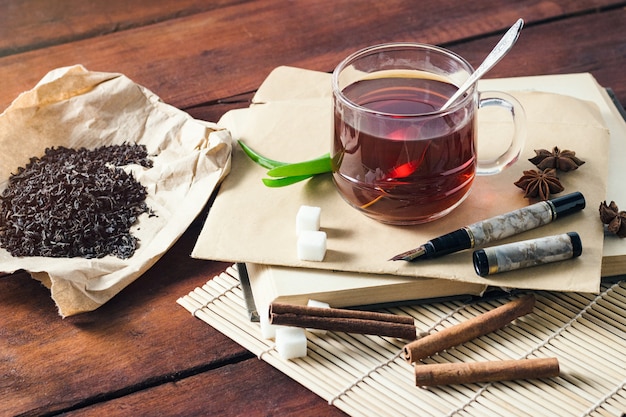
left=389, top=246, right=427, bottom=261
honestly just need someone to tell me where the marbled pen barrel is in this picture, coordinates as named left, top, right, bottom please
left=392, top=192, right=585, bottom=261
left=467, top=201, right=554, bottom=247
left=473, top=232, right=582, bottom=276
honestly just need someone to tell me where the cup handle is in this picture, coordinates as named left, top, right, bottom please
left=476, top=91, right=526, bottom=176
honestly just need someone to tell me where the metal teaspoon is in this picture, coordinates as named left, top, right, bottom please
left=440, top=18, right=524, bottom=111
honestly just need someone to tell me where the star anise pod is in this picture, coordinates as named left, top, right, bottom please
left=514, top=168, right=564, bottom=201
left=529, top=146, right=585, bottom=172
left=599, top=200, right=626, bottom=238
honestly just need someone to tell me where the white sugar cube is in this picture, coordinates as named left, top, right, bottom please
left=307, top=299, right=330, bottom=335
left=275, top=327, right=308, bottom=359
left=307, top=299, right=330, bottom=309
left=259, top=305, right=277, bottom=340
left=296, top=205, right=321, bottom=235
left=297, top=230, right=327, bottom=261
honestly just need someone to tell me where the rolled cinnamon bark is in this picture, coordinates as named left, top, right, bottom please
left=403, top=294, right=536, bottom=363
left=414, top=358, right=559, bottom=387
left=269, top=302, right=417, bottom=340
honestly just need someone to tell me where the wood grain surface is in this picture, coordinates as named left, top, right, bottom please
left=1, top=1, right=624, bottom=415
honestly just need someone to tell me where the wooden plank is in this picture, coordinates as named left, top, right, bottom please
left=0, top=0, right=245, bottom=56
left=0, top=219, right=238, bottom=416
left=449, top=8, right=626, bottom=105
left=1, top=2, right=625, bottom=415
left=0, top=0, right=623, bottom=113
left=58, top=358, right=349, bottom=417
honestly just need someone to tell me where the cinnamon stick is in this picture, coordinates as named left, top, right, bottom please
left=269, top=302, right=416, bottom=340
left=403, top=294, right=536, bottom=363
left=414, top=358, right=559, bottom=387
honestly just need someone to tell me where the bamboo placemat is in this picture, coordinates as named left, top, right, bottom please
left=177, top=266, right=626, bottom=416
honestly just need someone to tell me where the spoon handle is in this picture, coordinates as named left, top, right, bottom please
left=441, top=18, right=524, bottom=111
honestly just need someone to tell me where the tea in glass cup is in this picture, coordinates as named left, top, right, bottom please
left=331, top=43, right=525, bottom=225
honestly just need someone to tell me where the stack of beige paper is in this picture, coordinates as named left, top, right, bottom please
left=193, top=66, right=619, bottom=295
left=0, top=65, right=232, bottom=316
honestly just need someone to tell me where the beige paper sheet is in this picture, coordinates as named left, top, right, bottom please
left=0, top=65, right=232, bottom=316
left=193, top=66, right=610, bottom=294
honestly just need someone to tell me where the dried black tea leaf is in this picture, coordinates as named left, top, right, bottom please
left=0, top=143, right=155, bottom=259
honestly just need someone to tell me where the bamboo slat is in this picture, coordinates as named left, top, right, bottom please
left=177, top=267, right=626, bottom=417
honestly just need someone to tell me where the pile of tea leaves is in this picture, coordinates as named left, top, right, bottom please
left=0, top=143, right=154, bottom=259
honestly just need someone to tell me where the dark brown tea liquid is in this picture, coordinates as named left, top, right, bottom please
left=332, top=76, right=476, bottom=224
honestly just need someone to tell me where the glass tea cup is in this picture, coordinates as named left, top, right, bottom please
left=331, top=43, right=525, bottom=225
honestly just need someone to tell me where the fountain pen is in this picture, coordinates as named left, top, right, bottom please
left=389, top=192, right=585, bottom=262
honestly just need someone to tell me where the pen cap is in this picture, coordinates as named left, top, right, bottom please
left=549, top=192, right=585, bottom=218
left=567, top=231, right=583, bottom=258
left=472, top=231, right=582, bottom=277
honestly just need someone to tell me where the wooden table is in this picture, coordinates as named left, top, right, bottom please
left=1, top=2, right=624, bottom=416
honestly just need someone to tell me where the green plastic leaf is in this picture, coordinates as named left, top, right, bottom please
left=238, top=140, right=331, bottom=188
left=266, top=153, right=332, bottom=177
left=238, top=140, right=287, bottom=169
left=261, top=174, right=314, bottom=187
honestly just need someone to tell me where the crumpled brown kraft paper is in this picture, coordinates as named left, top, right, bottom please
left=0, top=65, right=232, bottom=317
left=193, top=66, right=611, bottom=294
